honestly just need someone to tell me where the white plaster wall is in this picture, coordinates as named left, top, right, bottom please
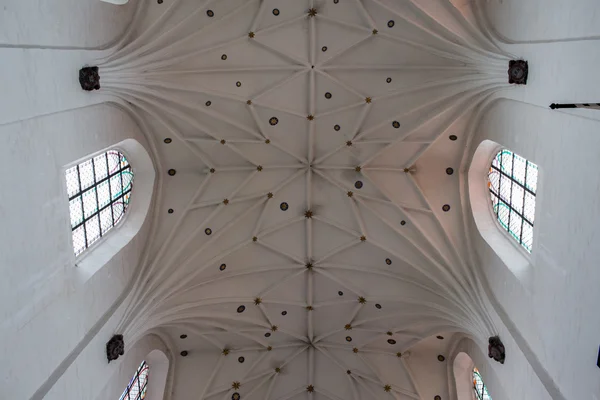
left=0, top=48, right=116, bottom=126
left=0, top=0, right=136, bottom=48
left=484, top=0, right=600, bottom=43
left=468, top=99, right=600, bottom=399
left=0, top=103, right=154, bottom=399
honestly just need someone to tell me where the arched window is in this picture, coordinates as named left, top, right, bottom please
left=120, top=360, right=149, bottom=400
left=488, top=149, right=538, bottom=253
left=473, top=368, right=492, bottom=400
left=65, top=150, right=134, bottom=256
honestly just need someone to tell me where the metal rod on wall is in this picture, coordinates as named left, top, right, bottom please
left=550, top=103, right=600, bottom=110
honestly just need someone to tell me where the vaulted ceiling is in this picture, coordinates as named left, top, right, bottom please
left=99, top=0, right=509, bottom=398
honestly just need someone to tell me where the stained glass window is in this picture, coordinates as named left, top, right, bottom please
left=66, top=150, right=134, bottom=256
left=473, top=368, right=492, bottom=400
left=488, top=149, right=538, bottom=253
left=120, top=360, right=149, bottom=400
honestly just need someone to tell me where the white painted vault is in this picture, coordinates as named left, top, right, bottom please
left=92, top=0, right=512, bottom=398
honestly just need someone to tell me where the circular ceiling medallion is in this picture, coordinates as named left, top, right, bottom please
left=205, top=228, right=212, bottom=235
left=438, top=355, right=446, bottom=362
left=387, top=339, right=397, bottom=345
left=180, top=334, right=187, bottom=339
left=434, top=396, right=441, bottom=400
left=437, top=335, right=444, bottom=340
left=181, top=350, right=189, bottom=357
left=442, top=204, right=451, bottom=212
left=206, top=10, right=214, bottom=17
left=386, top=77, right=392, bottom=83
left=237, top=305, right=246, bottom=313
left=449, top=134, right=458, bottom=141
left=446, top=167, right=454, bottom=175
left=272, top=8, right=280, bottom=16
left=400, top=220, right=406, bottom=226
left=354, top=181, right=363, bottom=189
left=164, top=138, right=172, bottom=144
left=238, top=357, right=245, bottom=363
left=205, top=100, right=212, bottom=107
left=280, top=202, right=289, bottom=211
left=265, top=332, right=271, bottom=337
left=219, top=263, right=227, bottom=271
left=375, top=304, right=382, bottom=309
left=168, top=208, right=174, bottom=214
left=269, top=117, right=279, bottom=126
left=236, top=81, right=242, bottom=87
left=345, top=336, right=353, bottom=342
left=281, top=311, right=287, bottom=316
left=325, top=92, right=332, bottom=99
left=392, top=121, right=401, bottom=129
left=232, top=393, right=241, bottom=400
left=221, top=54, right=227, bottom=61
left=385, top=258, right=392, bottom=265
left=388, top=20, right=395, bottom=28
left=334, top=124, right=341, bottom=131
left=322, top=46, right=328, bottom=52
left=168, top=169, right=176, bottom=176
left=338, top=291, right=344, bottom=296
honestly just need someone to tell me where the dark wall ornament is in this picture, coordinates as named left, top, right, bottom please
left=79, top=66, right=100, bottom=91
left=106, top=334, right=124, bottom=362
left=508, top=60, right=528, bottom=85
left=488, top=335, right=506, bottom=364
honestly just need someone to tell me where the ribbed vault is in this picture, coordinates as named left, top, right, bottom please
left=95, top=0, right=511, bottom=398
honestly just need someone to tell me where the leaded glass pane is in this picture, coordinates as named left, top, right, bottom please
left=120, top=361, right=148, bottom=400
left=94, top=154, right=109, bottom=181
left=69, top=197, right=83, bottom=227
left=79, top=160, right=95, bottom=190
left=488, top=149, right=538, bottom=253
left=72, top=226, right=86, bottom=256
left=473, top=368, right=492, bottom=400
left=65, top=167, right=80, bottom=198
left=65, top=150, right=133, bottom=256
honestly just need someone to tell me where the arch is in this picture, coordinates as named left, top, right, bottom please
left=145, top=349, right=170, bottom=400
left=72, top=138, right=155, bottom=280
left=454, top=352, right=476, bottom=400
left=468, top=140, right=532, bottom=283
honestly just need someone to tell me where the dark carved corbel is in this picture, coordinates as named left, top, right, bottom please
left=106, top=334, right=125, bottom=363
left=79, top=66, right=101, bottom=91
left=508, top=60, right=528, bottom=85
left=488, top=335, right=506, bottom=364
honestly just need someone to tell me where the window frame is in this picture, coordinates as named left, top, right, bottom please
left=485, top=148, right=537, bottom=260
left=63, top=146, right=135, bottom=262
